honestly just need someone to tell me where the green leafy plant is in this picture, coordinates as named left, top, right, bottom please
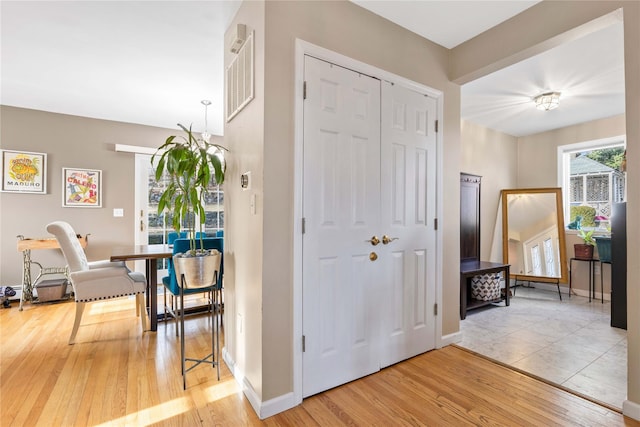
left=577, top=229, right=596, bottom=246
left=152, top=124, right=227, bottom=254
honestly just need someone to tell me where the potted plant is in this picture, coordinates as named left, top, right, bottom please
left=574, top=229, right=595, bottom=260
left=152, top=124, right=227, bottom=287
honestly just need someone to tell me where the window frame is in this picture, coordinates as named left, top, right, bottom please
left=557, top=135, right=626, bottom=233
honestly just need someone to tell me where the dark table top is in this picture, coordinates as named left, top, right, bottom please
left=461, top=260, right=510, bottom=275
left=110, top=244, right=172, bottom=261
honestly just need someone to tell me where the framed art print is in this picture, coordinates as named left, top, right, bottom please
left=63, top=168, right=102, bottom=207
left=1, top=150, right=47, bottom=194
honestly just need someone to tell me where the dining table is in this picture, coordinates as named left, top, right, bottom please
left=110, top=244, right=172, bottom=331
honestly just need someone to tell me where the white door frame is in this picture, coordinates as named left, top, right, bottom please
left=292, top=39, right=444, bottom=406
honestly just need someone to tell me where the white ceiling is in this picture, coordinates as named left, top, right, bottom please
left=461, top=20, right=625, bottom=137
left=0, top=1, right=626, bottom=138
left=352, top=0, right=541, bottom=49
left=1, top=1, right=242, bottom=136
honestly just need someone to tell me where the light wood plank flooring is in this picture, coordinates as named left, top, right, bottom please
left=2, top=296, right=637, bottom=426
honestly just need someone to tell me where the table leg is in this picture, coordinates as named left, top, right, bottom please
left=146, top=259, right=158, bottom=332
left=460, top=275, right=467, bottom=320
left=19, top=249, right=33, bottom=311
left=569, top=259, right=573, bottom=297
left=504, top=267, right=510, bottom=306
left=589, top=260, right=596, bottom=302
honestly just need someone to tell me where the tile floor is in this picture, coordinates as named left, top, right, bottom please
left=458, top=285, right=627, bottom=409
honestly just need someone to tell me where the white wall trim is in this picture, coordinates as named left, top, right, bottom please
left=114, top=143, right=158, bottom=155
left=623, top=399, right=640, bottom=421
left=293, top=37, right=444, bottom=405
left=258, top=392, right=297, bottom=420
left=440, top=331, right=462, bottom=347
left=224, top=346, right=298, bottom=420
left=556, top=134, right=626, bottom=221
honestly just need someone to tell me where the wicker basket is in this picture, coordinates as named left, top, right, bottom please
left=470, top=273, right=502, bottom=301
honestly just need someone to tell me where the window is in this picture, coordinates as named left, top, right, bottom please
left=148, top=166, right=224, bottom=242
left=558, top=137, right=625, bottom=231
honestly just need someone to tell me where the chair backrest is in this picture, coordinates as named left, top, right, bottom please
left=167, top=231, right=186, bottom=245
left=167, top=231, right=205, bottom=244
left=46, top=221, right=89, bottom=272
left=166, top=237, right=224, bottom=294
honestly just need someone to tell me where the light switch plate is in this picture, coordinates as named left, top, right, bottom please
left=113, top=208, right=124, bottom=217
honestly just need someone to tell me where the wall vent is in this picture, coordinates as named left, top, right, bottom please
left=226, top=31, right=254, bottom=122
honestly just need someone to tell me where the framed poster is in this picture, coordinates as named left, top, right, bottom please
left=62, top=168, right=102, bottom=207
left=1, top=150, right=47, bottom=194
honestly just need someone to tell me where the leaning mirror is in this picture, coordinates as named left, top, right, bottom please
left=501, top=188, right=568, bottom=284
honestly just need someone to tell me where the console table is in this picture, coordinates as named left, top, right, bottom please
left=460, top=260, right=510, bottom=320
left=17, top=234, right=89, bottom=310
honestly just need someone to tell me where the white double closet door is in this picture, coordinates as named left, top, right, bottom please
left=302, top=55, right=437, bottom=397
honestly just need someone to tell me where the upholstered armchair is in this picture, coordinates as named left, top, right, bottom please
left=46, top=221, right=148, bottom=344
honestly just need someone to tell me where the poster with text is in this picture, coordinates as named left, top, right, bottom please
left=1, top=150, right=47, bottom=193
left=63, top=168, right=102, bottom=207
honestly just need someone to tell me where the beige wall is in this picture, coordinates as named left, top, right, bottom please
left=517, top=114, right=626, bottom=188
left=223, top=0, right=266, bottom=400
left=460, top=120, right=517, bottom=260
left=452, top=0, right=639, bottom=414
left=0, top=106, right=177, bottom=286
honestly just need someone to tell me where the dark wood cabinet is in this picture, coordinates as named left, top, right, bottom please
left=460, top=173, right=481, bottom=262
left=459, top=173, right=511, bottom=319
left=610, top=202, right=626, bottom=329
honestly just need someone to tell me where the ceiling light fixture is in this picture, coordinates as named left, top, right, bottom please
left=201, top=99, right=212, bottom=143
left=534, top=92, right=561, bottom=111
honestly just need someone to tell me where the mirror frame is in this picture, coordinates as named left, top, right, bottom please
left=501, top=187, right=568, bottom=284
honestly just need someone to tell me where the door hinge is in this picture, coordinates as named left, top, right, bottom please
left=303, top=81, right=307, bottom=100
left=302, top=217, right=306, bottom=234
left=435, top=119, right=439, bottom=133
left=434, top=303, right=438, bottom=316
left=434, top=218, right=438, bottom=230
left=302, top=335, right=306, bottom=352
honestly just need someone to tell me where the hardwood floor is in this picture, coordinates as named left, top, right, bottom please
left=2, top=296, right=637, bottom=426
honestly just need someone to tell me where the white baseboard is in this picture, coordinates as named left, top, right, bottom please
left=222, top=347, right=297, bottom=419
left=623, top=399, right=640, bottom=421
left=440, top=331, right=462, bottom=347
left=259, top=392, right=297, bottom=419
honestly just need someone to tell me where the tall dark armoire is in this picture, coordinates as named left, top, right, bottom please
left=460, top=173, right=481, bottom=262
left=610, top=202, right=627, bottom=329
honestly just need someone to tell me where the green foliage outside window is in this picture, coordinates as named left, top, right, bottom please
left=586, top=147, right=625, bottom=170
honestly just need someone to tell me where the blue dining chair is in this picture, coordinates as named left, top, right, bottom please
left=162, top=237, right=223, bottom=336
left=167, top=231, right=204, bottom=244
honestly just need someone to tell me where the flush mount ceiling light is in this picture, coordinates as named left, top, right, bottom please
left=534, top=91, right=561, bottom=111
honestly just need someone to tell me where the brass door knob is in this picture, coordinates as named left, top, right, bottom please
left=369, top=252, right=378, bottom=261
left=382, top=235, right=399, bottom=245
left=365, top=236, right=380, bottom=246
